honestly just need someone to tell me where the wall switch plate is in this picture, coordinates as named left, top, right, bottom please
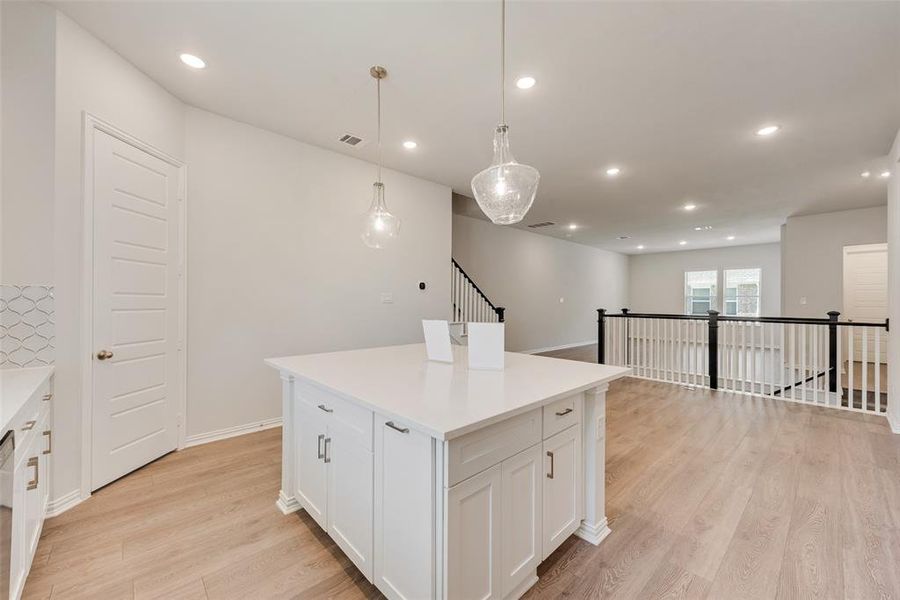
left=559, top=297, right=565, bottom=303
left=380, top=292, right=394, bottom=304
left=800, top=296, right=807, bottom=305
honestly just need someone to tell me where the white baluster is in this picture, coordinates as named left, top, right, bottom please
left=847, top=328, right=855, bottom=409
left=862, top=327, right=869, bottom=412
left=875, top=327, right=881, bottom=413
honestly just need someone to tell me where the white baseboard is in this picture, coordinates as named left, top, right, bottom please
left=575, top=518, right=612, bottom=546
left=521, top=340, right=596, bottom=355
left=185, top=417, right=282, bottom=448
left=46, top=489, right=84, bottom=518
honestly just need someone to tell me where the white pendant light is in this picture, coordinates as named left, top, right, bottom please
left=471, top=0, right=540, bottom=225
left=362, top=65, right=401, bottom=249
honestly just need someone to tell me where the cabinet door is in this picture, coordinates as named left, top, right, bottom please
left=447, top=465, right=502, bottom=600
left=374, top=417, right=434, bottom=600
left=501, top=445, right=542, bottom=598
left=327, top=422, right=373, bottom=581
left=542, top=425, right=582, bottom=560
left=294, top=401, right=328, bottom=529
left=23, top=428, right=44, bottom=566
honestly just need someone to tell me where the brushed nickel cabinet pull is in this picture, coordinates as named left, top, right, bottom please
left=385, top=421, right=409, bottom=434
left=317, top=434, right=325, bottom=459
left=546, top=451, right=555, bottom=479
left=555, top=408, right=574, bottom=417
left=27, top=456, right=39, bottom=490
left=21, top=420, right=36, bottom=431
left=317, top=404, right=333, bottom=414
left=42, top=393, right=52, bottom=402
left=43, top=430, right=52, bottom=455
left=323, top=437, right=331, bottom=463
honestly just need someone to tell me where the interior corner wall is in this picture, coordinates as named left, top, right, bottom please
left=628, top=243, right=782, bottom=316
left=184, top=107, right=451, bottom=439
left=451, top=214, right=628, bottom=353
left=781, top=205, right=887, bottom=318
left=887, top=130, right=900, bottom=433
left=53, top=10, right=186, bottom=500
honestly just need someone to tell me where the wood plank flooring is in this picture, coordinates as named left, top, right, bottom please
left=24, top=370, right=900, bottom=599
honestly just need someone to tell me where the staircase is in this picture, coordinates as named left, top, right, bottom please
left=450, top=259, right=504, bottom=343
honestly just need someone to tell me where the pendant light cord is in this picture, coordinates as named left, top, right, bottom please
left=377, top=76, right=383, bottom=183
left=500, top=0, right=506, bottom=126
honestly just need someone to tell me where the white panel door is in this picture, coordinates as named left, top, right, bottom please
left=295, top=401, right=328, bottom=529
left=327, top=422, right=373, bottom=581
left=500, top=444, right=542, bottom=598
left=447, top=465, right=502, bottom=600
left=843, top=243, right=888, bottom=361
left=542, top=425, right=582, bottom=560
left=374, top=417, right=435, bottom=600
left=91, top=129, right=182, bottom=490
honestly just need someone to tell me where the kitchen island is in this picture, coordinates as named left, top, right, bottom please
left=266, top=344, right=629, bottom=600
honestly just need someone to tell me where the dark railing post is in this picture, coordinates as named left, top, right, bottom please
left=707, top=310, right=719, bottom=390
left=496, top=307, right=505, bottom=323
left=827, top=311, right=840, bottom=394
left=597, top=309, right=606, bottom=364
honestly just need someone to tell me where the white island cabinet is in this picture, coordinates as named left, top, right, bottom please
left=266, top=344, right=629, bottom=600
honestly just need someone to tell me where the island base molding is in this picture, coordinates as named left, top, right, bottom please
left=575, top=517, right=612, bottom=545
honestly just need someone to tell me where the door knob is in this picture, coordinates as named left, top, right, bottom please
left=96, top=350, right=114, bottom=360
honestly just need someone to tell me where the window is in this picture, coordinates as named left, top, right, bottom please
left=724, top=268, right=761, bottom=316
left=684, top=270, right=717, bottom=315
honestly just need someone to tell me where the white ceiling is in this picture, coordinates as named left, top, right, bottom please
left=54, top=1, right=900, bottom=254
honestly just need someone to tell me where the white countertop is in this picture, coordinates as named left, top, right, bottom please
left=266, top=344, right=630, bottom=440
left=0, top=366, right=53, bottom=431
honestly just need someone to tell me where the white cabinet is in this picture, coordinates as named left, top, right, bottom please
left=374, top=416, right=435, bottom=600
left=293, top=399, right=373, bottom=580
left=500, top=445, right=542, bottom=598
left=542, top=425, right=582, bottom=560
left=447, top=464, right=502, bottom=600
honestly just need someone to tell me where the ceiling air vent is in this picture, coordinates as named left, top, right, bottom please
left=527, top=221, right=555, bottom=228
left=338, top=133, right=365, bottom=147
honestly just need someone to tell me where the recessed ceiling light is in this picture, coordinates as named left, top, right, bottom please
left=693, top=225, right=713, bottom=231
left=679, top=240, right=688, bottom=246
left=606, top=167, right=621, bottom=177
left=756, top=124, right=780, bottom=136
left=636, top=245, right=645, bottom=250
left=880, top=171, right=891, bottom=178
left=516, top=76, right=536, bottom=89
left=402, top=140, right=417, bottom=150
left=683, top=203, right=697, bottom=211
left=861, top=171, right=871, bottom=178
left=726, top=235, right=736, bottom=241
left=568, top=223, right=578, bottom=230
left=179, top=53, right=206, bottom=69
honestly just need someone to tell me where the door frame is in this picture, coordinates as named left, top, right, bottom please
left=79, top=112, right=188, bottom=499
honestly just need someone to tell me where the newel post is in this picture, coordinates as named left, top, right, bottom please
left=597, top=309, right=606, bottom=364
left=827, top=311, right=840, bottom=394
left=708, top=310, right=719, bottom=390
left=496, top=306, right=506, bottom=323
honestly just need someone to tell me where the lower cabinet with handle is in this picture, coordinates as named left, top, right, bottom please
left=282, top=371, right=608, bottom=600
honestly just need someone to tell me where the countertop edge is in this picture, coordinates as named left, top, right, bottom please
left=266, top=358, right=630, bottom=440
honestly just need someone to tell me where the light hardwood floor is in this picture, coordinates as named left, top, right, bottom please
left=24, top=370, right=900, bottom=598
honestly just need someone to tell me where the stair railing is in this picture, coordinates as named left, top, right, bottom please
left=597, top=308, right=890, bottom=416
left=451, top=259, right=505, bottom=323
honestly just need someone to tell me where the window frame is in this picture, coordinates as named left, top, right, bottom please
left=683, top=270, right=719, bottom=316
left=682, top=267, right=763, bottom=317
left=723, top=267, right=762, bottom=317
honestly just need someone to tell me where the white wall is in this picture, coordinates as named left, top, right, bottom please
left=781, top=206, right=887, bottom=318
left=53, top=11, right=186, bottom=501
left=628, top=243, right=782, bottom=316
left=888, top=130, right=900, bottom=433
left=452, top=215, right=628, bottom=352
left=184, top=108, right=451, bottom=438
left=1, top=1, right=55, bottom=282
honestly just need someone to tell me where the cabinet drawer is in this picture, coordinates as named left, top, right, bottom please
left=295, top=381, right=373, bottom=450
left=543, top=394, right=580, bottom=440
left=446, top=408, right=541, bottom=488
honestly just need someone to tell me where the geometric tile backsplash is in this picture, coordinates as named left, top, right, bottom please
left=0, top=285, right=55, bottom=369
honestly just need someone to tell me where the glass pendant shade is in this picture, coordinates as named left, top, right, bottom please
left=361, top=182, right=400, bottom=249
left=471, top=125, right=540, bottom=225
